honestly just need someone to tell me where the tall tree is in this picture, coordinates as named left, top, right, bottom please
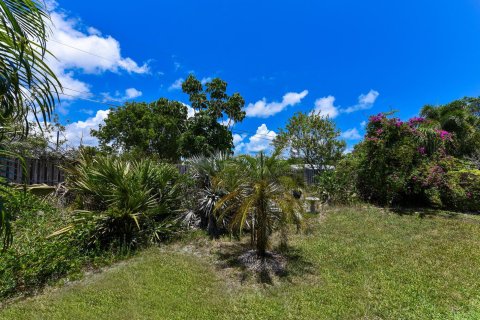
left=274, top=111, right=346, bottom=171
left=180, top=75, right=245, bottom=157
left=92, top=98, right=188, bottom=162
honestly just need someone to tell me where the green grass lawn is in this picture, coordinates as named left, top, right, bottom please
left=2, top=206, right=480, bottom=319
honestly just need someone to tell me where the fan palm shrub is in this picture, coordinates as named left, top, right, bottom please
left=185, top=152, right=229, bottom=237
left=217, top=152, right=303, bottom=256
left=59, top=152, right=184, bottom=247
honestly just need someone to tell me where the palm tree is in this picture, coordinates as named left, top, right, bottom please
left=1, top=0, right=60, bottom=125
left=217, top=152, right=303, bottom=256
left=185, top=152, right=229, bottom=237
left=1, top=0, right=61, bottom=250
left=420, top=98, right=480, bottom=157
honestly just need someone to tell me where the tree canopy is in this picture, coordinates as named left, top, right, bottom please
left=274, top=111, right=346, bottom=170
left=92, top=98, right=188, bottom=161
left=92, top=75, right=246, bottom=160
left=180, top=75, right=246, bottom=157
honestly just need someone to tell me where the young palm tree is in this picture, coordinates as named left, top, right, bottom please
left=217, top=152, right=303, bottom=256
left=0, top=0, right=61, bottom=250
left=185, top=152, right=229, bottom=236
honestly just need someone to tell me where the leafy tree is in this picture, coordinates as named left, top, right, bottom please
left=274, top=111, right=346, bottom=171
left=217, top=152, right=303, bottom=256
left=180, top=75, right=245, bottom=156
left=6, top=115, right=66, bottom=158
left=420, top=97, right=480, bottom=157
left=92, top=98, right=188, bottom=162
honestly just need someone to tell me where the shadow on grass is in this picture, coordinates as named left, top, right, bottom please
left=214, top=242, right=315, bottom=285
left=389, top=206, right=463, bottom=219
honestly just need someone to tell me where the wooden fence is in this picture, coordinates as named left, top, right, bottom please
left=0, top=157, right=65, bottom=185
left=0, top=159, right=317, bottom=186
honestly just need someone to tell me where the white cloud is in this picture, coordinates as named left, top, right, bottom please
left=101, top=88, right=142, bottom=102
left=125, top=88, right=142, bottom=99
left=241, top=124, right=277, bottom=153
left=343, top=90, right=379, bottom=113
left=200, top=77, right=212, bottom=85
left=312, top=90, right=380, bottom=119
left=220, top=118, right=235, bottom=127
left=360, top=120, right=367, bottom=127
left=45, top=4, right=148, bottom=101
left=169, top=78, right=184, bottom=91
left=245, top=90, right=308, bottom=118
left=312, top=95, right=339, bottom=118
left=340, top=128, right=361, bottom=140
left=233, top=133, right=247, bottom=154
left=180, top=102, right=196, bottom=118
left=87, top=26, right=101, bottom=36
left=64, top=109, right=110, bottom=147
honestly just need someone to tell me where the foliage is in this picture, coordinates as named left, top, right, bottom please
left=5, top=115, right=66, bottom=158
left=5, top=207, right=480, bottom=319
left=352, top=111, right=479, bottom=211
left=316, top=154, right=360, bottom=205
left=92, top=75, right=246, bottom=159
left=0, top=0, right=61, bottom=250
left=420, top=97, right=480, bottom=157
left=274, top=111, right=346, bottom=170
left=217, top=152, right=303, bottom=255
left=92, top=98, right=188, bottom=161
left=180, top=75, right=246, bottom=157
left=184, top=152, right=230, bottom=236
left=355, top=113, right=448, bottom=205
left=409, top=157, right=480, bottom=211
left=61, top=152, right=185, bottom=247
left=0, top=185, right=135, bottom=299
left=0, top=0, right=60, bottom=126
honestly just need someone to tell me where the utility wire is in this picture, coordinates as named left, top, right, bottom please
left=50, top=39, right=123, bottom=64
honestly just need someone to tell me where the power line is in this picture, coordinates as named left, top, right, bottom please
left=50, top=39, right=122, bottom=64
left=62, top=87, right=128, bottom=102
left=56, top=92, right=123, bottom=108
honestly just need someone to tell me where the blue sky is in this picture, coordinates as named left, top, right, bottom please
left=47, top=0, right=480, bottom=153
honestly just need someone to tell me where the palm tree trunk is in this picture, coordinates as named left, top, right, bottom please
left=256, top=187, right=268, bottom=256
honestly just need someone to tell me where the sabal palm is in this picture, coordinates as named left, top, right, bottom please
left=185, top=152, right=229, bottom=235
left=218, top=152, right=303, bottom=256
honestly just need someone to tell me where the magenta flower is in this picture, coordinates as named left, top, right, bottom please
left=435, top=129, right=451, bottom=140
left=369, top=113, right=385, bottom=123
left=408, top=117, right=425, bottom=127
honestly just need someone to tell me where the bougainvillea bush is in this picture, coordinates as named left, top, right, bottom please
left=354, top=112, right=480, bottom=211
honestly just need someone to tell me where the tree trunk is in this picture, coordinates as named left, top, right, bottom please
left=207, top=213, right=219, bottom=238
left=256, top=187, right=268, bottom=256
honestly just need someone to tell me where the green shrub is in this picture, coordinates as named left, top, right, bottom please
left=443, top=169, right=480, bottom=211
left=316, top=154, right=359, bottom=205
left=62, top=153, right=185, bottom=248
left=0, top=185, right=135, bottom=299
